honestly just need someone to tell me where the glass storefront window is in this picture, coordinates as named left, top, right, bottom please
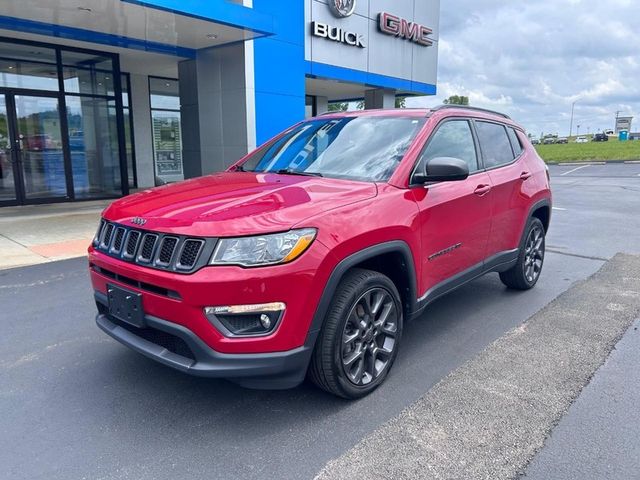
left=62, top=68, right=115, bottom=96
left=0, top=42, right=56, bottom=64
left=0, top=60, right=60, bottom=91
left=152, top=111, right=182, bottom=177
left=0, top=39, right=128, bottom=206
left=60, top=51, right=113, bottom=72
left=149, top=77, right=183, bottom=181
left=65, top=96, right=122, bottom=198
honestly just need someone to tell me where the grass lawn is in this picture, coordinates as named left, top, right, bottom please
left=535, top=140, right=640, bottom=163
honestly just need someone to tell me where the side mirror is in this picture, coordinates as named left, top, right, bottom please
left=414, top=157, right=470, bottom=183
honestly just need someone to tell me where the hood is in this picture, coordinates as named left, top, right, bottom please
left=103, top=172, right=378, bottom=237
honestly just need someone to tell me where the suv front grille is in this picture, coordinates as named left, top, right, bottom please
left=93, top=220, right=215, bottom=274
left=138, top=234, right=158, bottom=263
left=111, top=227, right=126, bottom=254
left=124, top=230, right=141, bottom=258
left=157, top=237, right=178, bottom=266
left=178, top=240, right=205, bottom=269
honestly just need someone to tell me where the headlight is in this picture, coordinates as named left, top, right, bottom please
left=210, top=228, right=317, bottom=267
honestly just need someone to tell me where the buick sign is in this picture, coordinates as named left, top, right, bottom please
left=312, top=21, right=366, bottom=48
left=329, top=0, right=356, bottom=18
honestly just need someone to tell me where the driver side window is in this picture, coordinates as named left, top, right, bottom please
left=420, top=120, right=479, bottom=173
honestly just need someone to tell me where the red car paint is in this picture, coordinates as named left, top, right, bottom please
left=90, top=107, right=551, bottom=367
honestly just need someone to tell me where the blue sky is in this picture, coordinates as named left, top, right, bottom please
left=407, top=0, right=640, bottom=137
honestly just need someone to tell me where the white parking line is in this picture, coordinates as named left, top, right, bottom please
left=561, top=165, right=591, bottom=176
left=552, top=207, right=567, bottom=211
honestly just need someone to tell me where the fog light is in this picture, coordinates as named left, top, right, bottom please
left=259, top=314, right=272, bottom=329
left=203, top=302, right=285, bottom=337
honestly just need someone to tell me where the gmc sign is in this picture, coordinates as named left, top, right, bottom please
left=378, top=12, right=434, bottom=47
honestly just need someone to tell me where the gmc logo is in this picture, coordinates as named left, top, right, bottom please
left=378, top=12, right=433, bottom=47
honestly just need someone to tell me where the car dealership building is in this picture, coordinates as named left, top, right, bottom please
left=0, top=0, right=439, bottom=206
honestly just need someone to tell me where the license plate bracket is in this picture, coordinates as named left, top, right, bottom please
left=107, top=284, right=145, bottom=328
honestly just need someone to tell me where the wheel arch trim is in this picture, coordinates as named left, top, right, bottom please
left=305, top=241, right=418, bottom=345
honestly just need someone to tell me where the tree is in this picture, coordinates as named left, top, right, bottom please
left=443, top=95, right=469, bottom=106
left=328, top=102, right=348, bottom=112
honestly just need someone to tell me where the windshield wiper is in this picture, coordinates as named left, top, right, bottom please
left=275, top=169, right=323, bottom=177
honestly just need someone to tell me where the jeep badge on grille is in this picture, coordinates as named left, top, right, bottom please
left=130, top=217, right=147, bottom=226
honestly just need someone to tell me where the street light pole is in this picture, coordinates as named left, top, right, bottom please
left=569, top=99, right=580, bottom=138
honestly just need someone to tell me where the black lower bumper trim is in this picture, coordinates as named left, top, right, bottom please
left=95, top=292, right=314, bottom=389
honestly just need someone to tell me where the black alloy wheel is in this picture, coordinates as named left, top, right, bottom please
left=309, top=269, right=403, bottom=399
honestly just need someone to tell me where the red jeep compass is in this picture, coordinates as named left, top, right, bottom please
left=90, top=106, right=551, bottom=399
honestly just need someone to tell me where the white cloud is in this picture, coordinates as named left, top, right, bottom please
left=407, top=0, right=640, bottom=136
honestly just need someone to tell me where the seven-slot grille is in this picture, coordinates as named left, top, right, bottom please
left=94, top=220, right=212, bottom=273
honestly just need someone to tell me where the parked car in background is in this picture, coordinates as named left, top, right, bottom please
left=593, top=133, right=609, bottom=142
left=89, top=106, right=552, bottom=399
left=543, top=137, right=556, bottom=145
left=556, top=137, right=568, bottom=144
left=575, top=136, right=588, bottom=144
left=531, top=139, right=541, bottom=145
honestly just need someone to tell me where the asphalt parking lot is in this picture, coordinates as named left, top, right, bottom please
left=1, top=163, right=639, bottom=480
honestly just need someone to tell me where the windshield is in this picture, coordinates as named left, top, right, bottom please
left=240, top=116, right=426, bottom=182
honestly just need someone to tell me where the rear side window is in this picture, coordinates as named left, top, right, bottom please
left=420, top=120, right=479, bottom=173
left=507, top=128, right=523, bottom=156
left=475, top=121, right=514, bottom=169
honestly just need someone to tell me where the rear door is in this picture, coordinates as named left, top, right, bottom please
left=412, top=119, right=493, bottom=296
left=475, top=121, right=529, bottom=256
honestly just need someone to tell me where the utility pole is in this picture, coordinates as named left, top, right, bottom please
left=615, top=111, right=621, bottom=133
left=570, top=100, right=580, bottom=137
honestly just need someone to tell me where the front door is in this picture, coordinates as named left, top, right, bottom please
left=412, top=119, right=493, bottom=298
left=0, top=92, right=70, bottom=205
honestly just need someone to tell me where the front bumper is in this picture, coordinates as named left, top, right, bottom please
left=88, top=239, right=333, bottom=355
left=95, top=292, right=315, bottom=389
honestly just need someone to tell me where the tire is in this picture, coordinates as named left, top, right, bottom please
left=308, top=268, right=403, bottom=399
left=500, top=217, right=546, bottom=290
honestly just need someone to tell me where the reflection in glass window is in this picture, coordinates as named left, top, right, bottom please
left=63, top=67, right=114, bottom=96
left=243, top=116, right=425, bottom=182
left=152, top=111, right=182, bottom=177
left=66, top=96, right=122, bottom=198
left=149, top=77, right=180, bottom=110
left=0, top=60, right=59, bottom=91
left=476, top=121, right=515, bottom=168
left=0, top=42, right=56, bottom=64
left=507, top=128, right=523, bottom=156
left=421, top=120, right=479, bottom=172
left=149, top=77, right=182, bottom=181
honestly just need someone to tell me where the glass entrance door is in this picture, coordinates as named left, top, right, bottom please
left=0, top=93, right=70, bottom=205
left=13, top=95, right=68, bottom=201
left=0, top=95, right=17, bottom=203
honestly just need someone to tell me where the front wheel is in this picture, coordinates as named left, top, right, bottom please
left=500, top=217, right=546, bottom=290
left=308, top=269, right=403, bottom=399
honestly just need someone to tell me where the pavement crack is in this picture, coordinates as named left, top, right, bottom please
left=547, top=249, right=608, bottom=262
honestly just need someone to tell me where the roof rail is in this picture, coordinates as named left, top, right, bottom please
left=431, top=104, right=511, bottom=120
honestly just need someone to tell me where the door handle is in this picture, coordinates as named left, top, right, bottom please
left=474, top=184, right=492, bottom=196
left=520, top=171, right=532, bottom=181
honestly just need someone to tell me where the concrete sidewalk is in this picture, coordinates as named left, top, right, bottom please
left=0, top=200, right=110, bottom=270
left=315, top=254, right=640, bottom=480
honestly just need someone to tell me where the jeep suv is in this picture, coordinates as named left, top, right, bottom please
left=90, top=106, right=551, bottom=399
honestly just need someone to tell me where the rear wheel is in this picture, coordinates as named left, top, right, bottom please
left=500, top=217, right=546, bottom=290
left=308, top=269, right=403, bottom=399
